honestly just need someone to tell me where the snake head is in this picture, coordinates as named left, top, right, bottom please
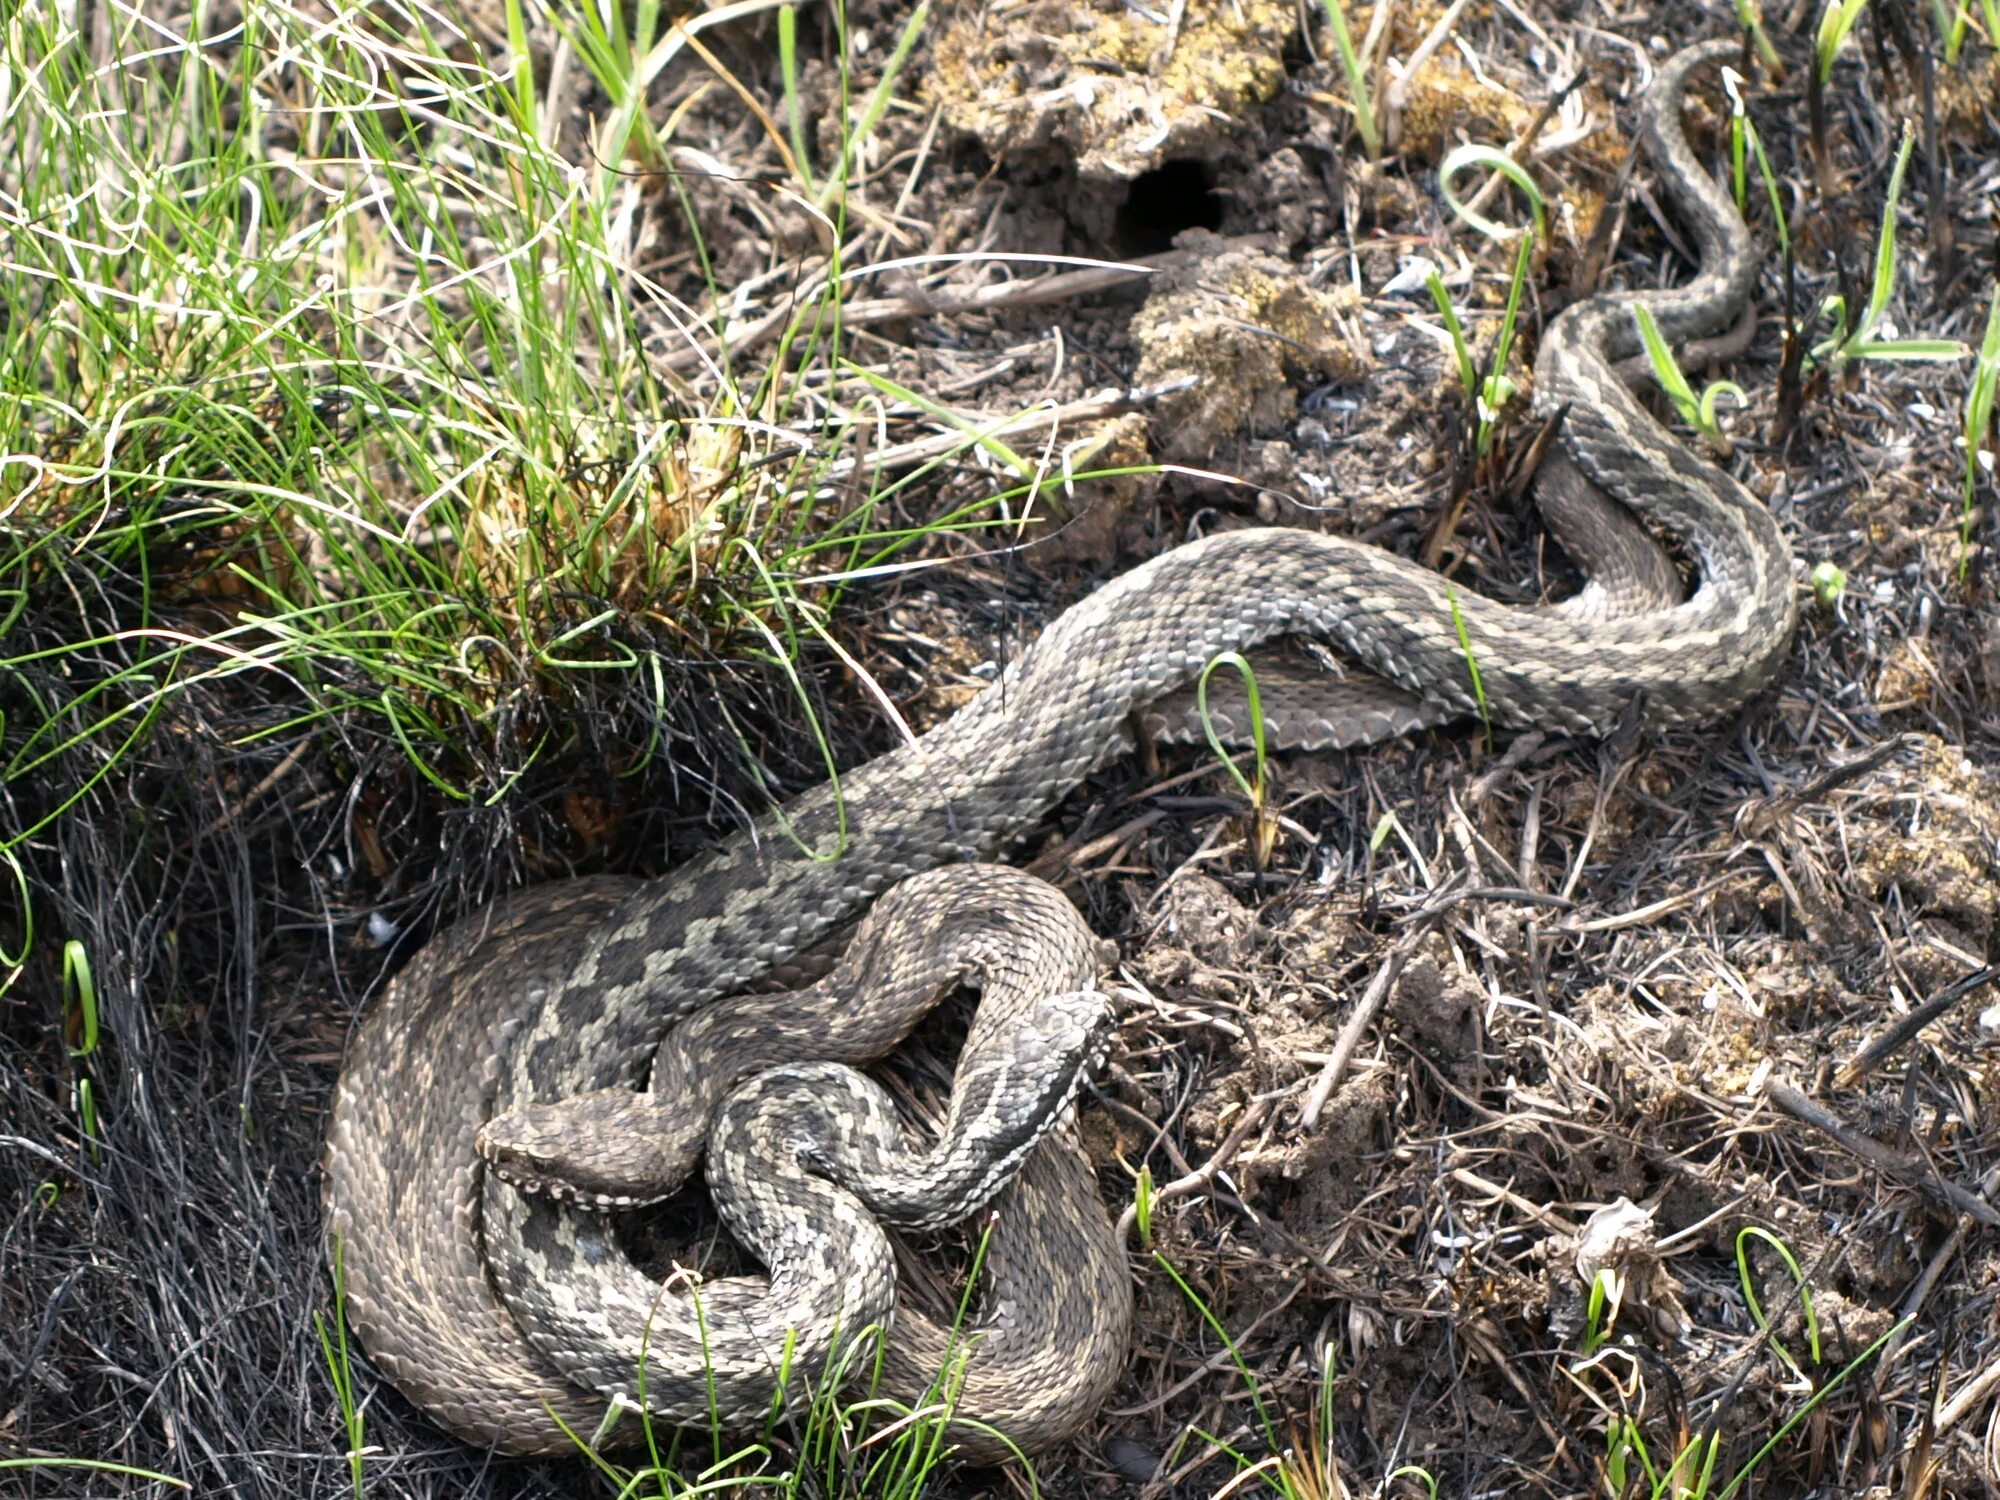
left=476, top=1087, right=703, bottom=1210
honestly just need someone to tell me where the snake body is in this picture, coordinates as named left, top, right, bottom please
left=477, top=865, right=1132, bottom=1462
left=323, top=39, right=1795, bottom=1462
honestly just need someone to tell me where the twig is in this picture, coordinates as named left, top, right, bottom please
left=189, top=737, right=311, bottom=847
left=1300, top=882, right=1568, bottom=1129
left=1734, top=734, right=1913, bottom=839
left=1026, top=809, right=1168, bottom=883
left=820, top=379, right=1193, bottom=483
left=1551, top=873, right=1740, bottom=935
left=664, top=244, right=1232, bottom=375
left=1939, top=1346, right=2000, bottom=1434
left=1457, top=71, right=1585, bottom=224
left=1764, top=1080, right=2000, bottom=1228
left=1837, top=965, right=2000, bottom=1087
left=1381, top=0, right=1474, bottom=151
left=1878, top=1216, right=1966, bottom=1375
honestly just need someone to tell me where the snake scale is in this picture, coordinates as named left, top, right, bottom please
left=323, top=38, right=1797, bottom=1464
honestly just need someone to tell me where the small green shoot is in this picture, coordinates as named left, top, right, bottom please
left=1582, top=1266, right=1620, bottom=1357
left=1815, top=0, right=1872, bottom=82
left=1368, top=810, right=1403, bottom=853
left=315, top=1237, right=368, bottom=1500
left=75, top=1079, right=100, bottom=1164
left=0, top=847, right=31, bottom=994
left=1603, top=1415, right=1639, bottom=1495
left=1479, top=232, right=1535, bottom=458
left=1196, top=651, right=1278, bottom=865
left=1720, top=68, right=1790, bottom=259
left=1570, top=1230, right=1906, bottom=1500
left=1315, top=0, right=1379, bottom=159
left=1133, top=1165, right=1156, bottom=1250
left=1425, top=272, right=1479, bottom=398
left=1941, top=0, right=1971, bottom=63
left=1961, top=284, right=2000, bottom=575
left=1811, top=128, right=1973, bottom=369
left=1810, top=560, right=1847, bottom=607
left=63, top=940, right=98, bottom=1057
left=1807, top=0, right=1872, bottom=195
left=553, top=1220, right=1009, bottom=1496
left=1735, top=1226, right=1821, bottom=1380
left=1632, top=305, right=1746, bottom=454
left=63, top=941, right=102, bottom=1161
left=1439, top=144, right=1549, bottom=244
left=1437, top=145, right=1546, bottom=457
left=1157, top=1251, right=1423, bottom=1498
left=1732, top=0, right=1782, bottom=66
left=1712, top=1319, right=1908, bottom=1498
left=1444, top=584, right=1492, bottom=749
left=1153, top=1254, right=1279, bottom=1445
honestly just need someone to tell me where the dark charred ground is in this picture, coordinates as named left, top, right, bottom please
left=4, top=1, right=1999, bottom=1497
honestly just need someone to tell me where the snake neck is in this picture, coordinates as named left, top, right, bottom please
left=1529, top=37, right=1795, bottom=708
left=1537, top=38, right=1757, bottom=377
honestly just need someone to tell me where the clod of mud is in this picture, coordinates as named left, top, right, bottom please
left=1851, top=738, right=2000, bottom=944
left=1030, top=412, right=1151, bottom=564
left=1129, top=231, right=1367, bottom=459
left=1388, top=952, right=1481, bottom=1081
left=925, top=0, right=1290, bottom=181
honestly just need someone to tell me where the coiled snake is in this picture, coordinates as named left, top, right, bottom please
left=323, top=39, right=1797, bottom=1463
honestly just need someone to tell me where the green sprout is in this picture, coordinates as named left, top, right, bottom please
left=1633, top=304, right=1747, bottom=454
left=1315, top=0, right=1379, bottom=158
left=1811, top=128, right=1972, bottom=369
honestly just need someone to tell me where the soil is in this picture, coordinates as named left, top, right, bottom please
left=4, top=1, right=2000, bottom=1498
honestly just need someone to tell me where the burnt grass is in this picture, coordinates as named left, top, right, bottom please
left=4, top=2, right=2000, bottom=1498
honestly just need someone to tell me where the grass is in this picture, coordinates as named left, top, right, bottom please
left=554, top=1222, right=1026, bottom=1498
left=1731, top=0, right=1782, bottom=67
left=1431, top=144, right=1544, bottom=461
left=7, top=5, right=1991, bottom=1498
left=1569, top=1225, right=1907, bottom=1500
left=1940, top=0, right=2000, bottom=61
left=1314, top=0, right=1378, bottom=160
left=61, top=939, right=101, bottom=1161
left=1196, top=650, right=1277, bottom=866
left=0, top=1460, right=190, bottom=1491
left=1720, top=67, right=1791, bottom=261
left=1805, top=0, right=1871, bottom=194
left=315, top=1185, right=1019, bottom=1497
left=0, top=6, right=1114, bottom=1488
left=0, top=0, right=1113, bottom=952
left=1632, top=305, right=1746, bottom=456
left=1808, top=127, right=1971, bottom=370
left=1442, top=583, right=1491, bottom=749
left=1814, top=0, right=1873, bottom=82
left=1152, top=1252, right=1435, bottom=1498
left=315, top=1238, right=370, bottom=1500
left=1962, top=285, right=2000, bottom=573
left=1132, top=1163, right=1158, bottom=1250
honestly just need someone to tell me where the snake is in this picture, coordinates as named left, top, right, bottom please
left=322, top=36, right=1797, bottom=1465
